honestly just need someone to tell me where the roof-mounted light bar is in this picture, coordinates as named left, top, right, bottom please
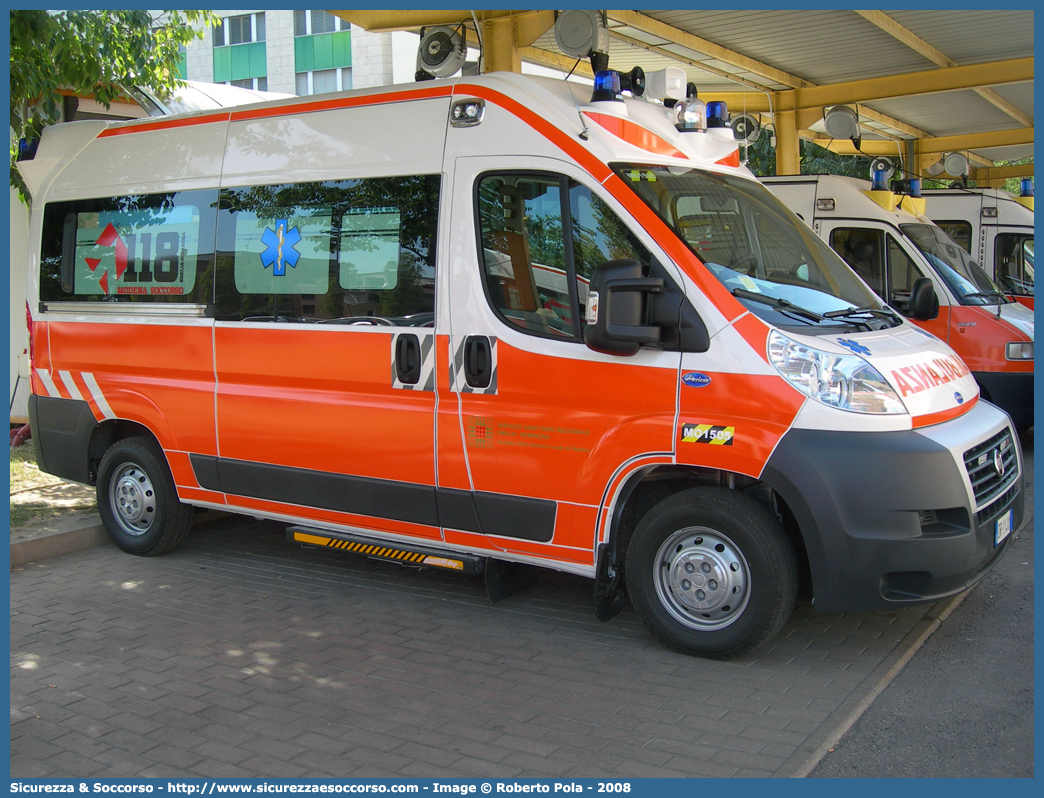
left=675, top=91, right=706, bottom=132
left=870, top=169, right=890, bottom=192
left=706, top=101, right=729, bottom=129
left=590, top=66, right=646, bottom=103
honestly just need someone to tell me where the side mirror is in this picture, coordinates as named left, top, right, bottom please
left=583, top=259, right=663, bottom=356
left=910, top=277, right=939, bottom=321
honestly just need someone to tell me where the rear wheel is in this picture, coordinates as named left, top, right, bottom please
left=96, top=436, right=193, bottom=556
left=626, top=487, right=797, bottom=659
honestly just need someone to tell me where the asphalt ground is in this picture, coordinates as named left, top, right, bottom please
left=9, top=436, right=1034, bottom=780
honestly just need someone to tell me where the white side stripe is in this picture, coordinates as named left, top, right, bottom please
left=82, top=373, right=115, bottom=419
left=36, top=369, right=59, bottom=398
left=59, top=370, right=84, bottom=400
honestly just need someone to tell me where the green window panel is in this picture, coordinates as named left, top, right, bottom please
left=295, top=30, right=352, bottom=73
left=213, top=42, right=267, bottom=83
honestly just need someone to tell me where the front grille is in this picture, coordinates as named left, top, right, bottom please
left=975, top=482, right=1019, bottom=528
left=963, top=428, right=1020, bottom=513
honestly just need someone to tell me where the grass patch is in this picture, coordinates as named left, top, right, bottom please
left=10, top=439, right=97, bottom=529
left=10, top=441, right=64, bottom=493
left=11, top=502, right=77, bottom=528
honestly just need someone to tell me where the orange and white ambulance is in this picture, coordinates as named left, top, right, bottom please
left=763, top=175, right=1034, bottom=434
left=922, top=185, right=1034, bottom=310
left=20, top=70, right=1024, bottom=658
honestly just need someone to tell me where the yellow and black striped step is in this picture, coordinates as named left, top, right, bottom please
left=287, top=526, right=483, bottom=575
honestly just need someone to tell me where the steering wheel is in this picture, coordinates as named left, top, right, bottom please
left=728, top=253, right=757, bottom=273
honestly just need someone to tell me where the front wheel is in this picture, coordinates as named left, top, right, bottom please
left=96, top=436, right=193, bottom=556
left=625, top=487, right=797, bottom=659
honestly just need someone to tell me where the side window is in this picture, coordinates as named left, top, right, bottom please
left=934, top=220, right=973, bottom=254
left=215, top=175, right=439, bottom=324
left=478, top=174, right=573, bottom=339
left=886, top=235, right=927, bottom=316
left=830, top=228, right=885, bottom=297
left=569, top=181, right=651, bottom=326
left=994, top=234, right=1033, bottom=295
left=477, top=172, right=650, bottom=340
left=40, top=190, right=217, bottom=307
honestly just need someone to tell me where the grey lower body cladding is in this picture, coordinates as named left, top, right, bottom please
left=190, top=454, right=556, bottom=542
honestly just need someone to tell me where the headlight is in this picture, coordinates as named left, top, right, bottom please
left=768, top=330, right=907, bottom=414
left=1006, top=341, right=1033, bottom=361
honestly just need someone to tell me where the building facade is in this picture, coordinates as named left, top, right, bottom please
left=183, top=9, right=415, bottom=96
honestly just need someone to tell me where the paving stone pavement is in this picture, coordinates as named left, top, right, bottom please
left=11, top=506, right=984, bottom=781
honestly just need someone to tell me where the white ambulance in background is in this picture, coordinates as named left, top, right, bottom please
left=19, top=68, right=1024, bottom=659
left=763, top=174, right=1034, bottom=434
left=922, top=186, right=1034, bottom=309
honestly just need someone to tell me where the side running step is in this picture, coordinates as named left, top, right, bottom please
left=287, top=526, right=483, bottom=575
left=287, top=526, right=542, bottom=603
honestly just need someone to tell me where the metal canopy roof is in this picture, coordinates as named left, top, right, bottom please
left=331, top=8, right=1034, bottom=183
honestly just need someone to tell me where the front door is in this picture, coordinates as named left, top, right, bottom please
left=828, top=224, right=950, bottom=341
left=438, top=160, right=681, bottom=568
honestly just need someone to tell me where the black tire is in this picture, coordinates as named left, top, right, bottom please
left=96, top=436, right=193, bottom=556
left=625, top=486, right=798, bottom=659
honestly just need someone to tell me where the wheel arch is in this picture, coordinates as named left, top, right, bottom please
left=87, top=418, right=163, bottom=485
left=595, top=464, right=812, bottom=619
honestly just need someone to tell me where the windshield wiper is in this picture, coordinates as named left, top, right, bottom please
left=961, top=291, right=1009, bottom=304
left=731, top=288, right=824, bottom=323
left=823, top=305, right=900, bottom=328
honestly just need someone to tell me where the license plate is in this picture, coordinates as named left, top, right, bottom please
left=995, top=509, right=1014, bottom=546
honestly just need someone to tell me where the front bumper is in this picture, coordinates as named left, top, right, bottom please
left=761, top=401, right=1023, bottom=613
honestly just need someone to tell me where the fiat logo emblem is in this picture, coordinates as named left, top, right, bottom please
left=993, top=448, right=1006, bottom=478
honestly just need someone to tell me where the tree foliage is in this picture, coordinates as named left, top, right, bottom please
left=10, top=9, right=217, bottom=196
left=743, top=133, right=875, bottom=180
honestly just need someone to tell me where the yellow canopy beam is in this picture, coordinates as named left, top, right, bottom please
left=803, top=138, right=910, bottom=158
left=784, top=57, right=1033, bottom=129
left=970, top=163, right=1034, bottom=186
left=332, top=9, right=554, bottom=74
left=917, top=127, right=1033, bottom=155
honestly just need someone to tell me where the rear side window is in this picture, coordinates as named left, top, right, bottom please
left=40, top=190, right=216, bottom=307
left=215, top=175, right=439, bottom=324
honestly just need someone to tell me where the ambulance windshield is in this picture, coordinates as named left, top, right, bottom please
left=901, top=223, right=1012, bottom=306
left=615, top=165, right=900, bottom=331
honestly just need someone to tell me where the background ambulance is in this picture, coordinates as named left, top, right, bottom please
left=763, top=174, right=1034, bottom=434
left=923, top=186, right=1034, bottom=309
left=19, top=70, right=1024, bottom=658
